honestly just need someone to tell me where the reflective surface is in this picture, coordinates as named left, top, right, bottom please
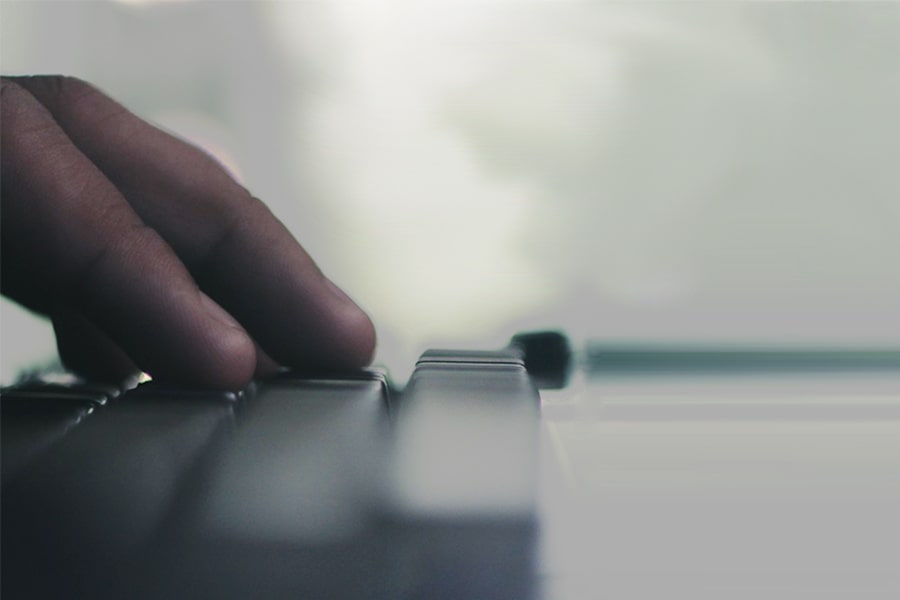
left=2, top=362, right=539, bottom=599
left=539, top=371, right=900, bottom=599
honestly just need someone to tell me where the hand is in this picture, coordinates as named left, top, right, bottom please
left=1, top=76, right=375, bottom=389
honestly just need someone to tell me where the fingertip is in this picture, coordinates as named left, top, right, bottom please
left=52, top=311, right=141, bottom=384
left=318, top=278, right=375, bottom=367
left=141, top=292, right=257, bottom=390
left=329, top=299, right=378, bottom=370
left=205, top=324, right=258, bottom=390
left=194, top=295, right=257, bottom=389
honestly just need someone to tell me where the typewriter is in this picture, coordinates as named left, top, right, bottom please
left=3, top=332, right=900, bottom=599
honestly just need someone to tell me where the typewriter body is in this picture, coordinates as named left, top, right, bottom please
left=3, top=336, right=900, bottom=599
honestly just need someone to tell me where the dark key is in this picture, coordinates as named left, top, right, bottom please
left=1, top=388, right=237, bottom=599
left=389, top=362, right=539, bottom=518
left=128, top=380, right=244, bottom=403
left=17, top=369, right=139, bottom=401
left=143, top=373, right=390, bottom=599
left=417, top=348, right=525, bottom=366
left=0, top=392, right=97, bottom=486
left=4, top=385, right=112, bottom=405
left=419, top=330, right=574, bottom=389
left=385, top=360, right=541, bottom=600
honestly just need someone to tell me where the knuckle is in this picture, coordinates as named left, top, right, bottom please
left=1, top=77, right=25, bottom=99
left=242, top=194, right=275, bottom=221
left=72, top=222, right=167, bottom=295
left=0, top=80, right=64, bottom=164
left=10, top=75, right=125, bottom=127
left=192, top=194, right=273, bottom=271
left=30, top=75, right=98, bottom=105
left=212, top=189, right=269, bottom=231
left=223, top=194, right=277, bottom=241
left=0, top=78, right=36, bottom=115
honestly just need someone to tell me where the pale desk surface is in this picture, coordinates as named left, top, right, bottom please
left=539, top=372, right=900, bottom=599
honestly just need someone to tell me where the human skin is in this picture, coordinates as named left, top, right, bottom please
left=1, top=75, right=376, bottom=389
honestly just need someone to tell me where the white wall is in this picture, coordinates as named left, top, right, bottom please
left=3, top=1, right=898, bottom=381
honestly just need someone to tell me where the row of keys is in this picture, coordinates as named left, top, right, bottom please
left=2, top=352, right=541, bottom=599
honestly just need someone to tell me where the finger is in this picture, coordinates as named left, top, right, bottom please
left=52, top=309, right=140, bottom=383
left=1, top=78, right=256, bottom=388
left=12, top=76, right=376, bottom=370
left=53, top=307, right=280, bottom=384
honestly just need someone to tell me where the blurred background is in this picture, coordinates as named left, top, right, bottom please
left=2, top=0, right=899, bottom=382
